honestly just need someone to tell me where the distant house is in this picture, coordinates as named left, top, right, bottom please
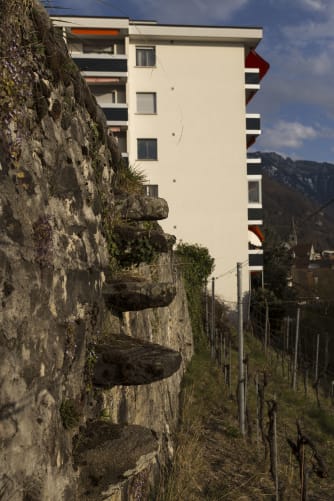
left=292, top=243, right=319, bottom=268
left=291, top=241, right=334, bottom=294
left=50, top=15, right=269, bottom=304
left=322, top=250, right=334, bottom=260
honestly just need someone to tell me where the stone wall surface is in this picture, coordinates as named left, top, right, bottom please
left=0, top=2, right=193, bottom=500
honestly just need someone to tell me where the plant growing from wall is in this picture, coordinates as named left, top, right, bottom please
left=112, top=159, right=147, bottom=194
left=59, top=399, right=80, bottom=429
left=97, top=156, right=156, bottom=269
left=111, top=226, right=157, bottom=268
left=176, top=242, right=214, bottom=346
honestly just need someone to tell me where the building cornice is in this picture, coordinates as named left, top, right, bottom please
left=51, top=16, right=263, bottom=47
left=128, top=25, right=262, bottom=46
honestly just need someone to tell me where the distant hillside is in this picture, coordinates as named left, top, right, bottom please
left=259, top=152, right=334, bottom=216
left=254, top=152, right=334, bottom=249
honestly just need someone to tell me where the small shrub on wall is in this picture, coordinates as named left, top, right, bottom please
left=175, top=242, right=214, bottom=346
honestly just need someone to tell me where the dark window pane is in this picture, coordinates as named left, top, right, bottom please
left=138, top=139, right=146, bottom=158
left=137, top=139, right=157, bottom=159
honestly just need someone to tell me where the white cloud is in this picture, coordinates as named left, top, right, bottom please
left=282, top=1, right=334, bottom=44
left=299, top=0, right=326, bottom=10
left=260, top=120, right=318, bottom=150
left=283, top=21, right=334, bottom=45
left=128, top=0, right=249, bottom=23
left=257, top=3, right=334, bottom=122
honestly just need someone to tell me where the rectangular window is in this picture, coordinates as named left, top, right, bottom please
left=248, top=180, right=261, bottom=203
left=137, top=139, right=157, bottom=160
left=136, top=46, right=156, bottom=67
left=144, top=185, right=159, bottom=197
left=136, top=92, right=157, bottom=114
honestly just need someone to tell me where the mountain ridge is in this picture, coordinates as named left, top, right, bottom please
left=256, top=151, right=334, bottom=215
left=254, top=151, right=334, bottom=248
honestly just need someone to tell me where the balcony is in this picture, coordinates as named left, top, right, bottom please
left=249, top=249, right=263, bottom=269
left=102, top=104, right=128, bottom=125
left=245, top=68, right=260, bottom=104
left=68, top=31, right=126, bottom=56
left=248, top=208, right=263, bottom=224
left=246, top=114, right=261, bottom=148
left=72, top=55, right=128, bottom=76
left=247, top=157, right=262, bottom=175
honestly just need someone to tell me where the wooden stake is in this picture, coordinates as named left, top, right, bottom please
left=264, top=299, right=269, bottom=356
left=228, top=338, right=232, bottom=396
left=292, top=308, right=300, bottom=391
left=255, top=373, right=260, bottom=453
left=237, top=262, right=245, bottom=436
left=211, top=277, right=215, bottom=360
left=314, top=333, right=320, bottom=383
left=205, top=280, right=209, bottom=340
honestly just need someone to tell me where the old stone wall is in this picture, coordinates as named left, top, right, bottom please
left=0, top=2, right=193, bottom=500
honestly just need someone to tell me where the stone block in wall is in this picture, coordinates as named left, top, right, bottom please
left=73, top=420, right=158, bottom=499
left=116, top=194, right=169, bottom=221
left=92, top=334, right=182, bottom=386
left=103, top=280, right=176, bottom=311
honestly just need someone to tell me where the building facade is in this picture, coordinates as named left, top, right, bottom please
left=51, top=15, right=269, bottom=304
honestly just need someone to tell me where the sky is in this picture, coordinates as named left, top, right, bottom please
left=44, top=0, right=334, bottom=163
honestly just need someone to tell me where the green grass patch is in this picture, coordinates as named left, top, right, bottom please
left=181, top=346, right=225, bottom=420
left=307, top=405, right=334, bottom=436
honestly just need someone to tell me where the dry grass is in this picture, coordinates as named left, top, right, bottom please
left=156, top=332, right=334, bottom=500
left=159, top=389, right=207, bottom=501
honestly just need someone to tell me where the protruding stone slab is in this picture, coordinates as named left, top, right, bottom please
left=93, top=334, right=182, bottom=386
left=73, top=421, right=158, bottom=499
left=117, top=194, right=169, bottom=221
left=103, top=280, right=176, bottom=311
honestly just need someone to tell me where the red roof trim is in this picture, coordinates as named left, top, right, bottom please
left=247, top=136, right=256, bottom=148
left=246, top=50, right=270, bottom=80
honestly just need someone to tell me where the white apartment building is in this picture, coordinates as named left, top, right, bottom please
left=51, top=15, right=269, bottom=305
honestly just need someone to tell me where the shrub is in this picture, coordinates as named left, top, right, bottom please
left=59, top=399, right=80, bottom=429
left=175, top=242, right=214, bottom=345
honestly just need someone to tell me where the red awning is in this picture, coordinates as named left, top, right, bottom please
left=248, top=230, right=262, bottom=247
left=71, top=28, right=120, bottom=36
left=246, top=50, right=270, bottom=80
left=249, top=225, right=265, bottom=242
